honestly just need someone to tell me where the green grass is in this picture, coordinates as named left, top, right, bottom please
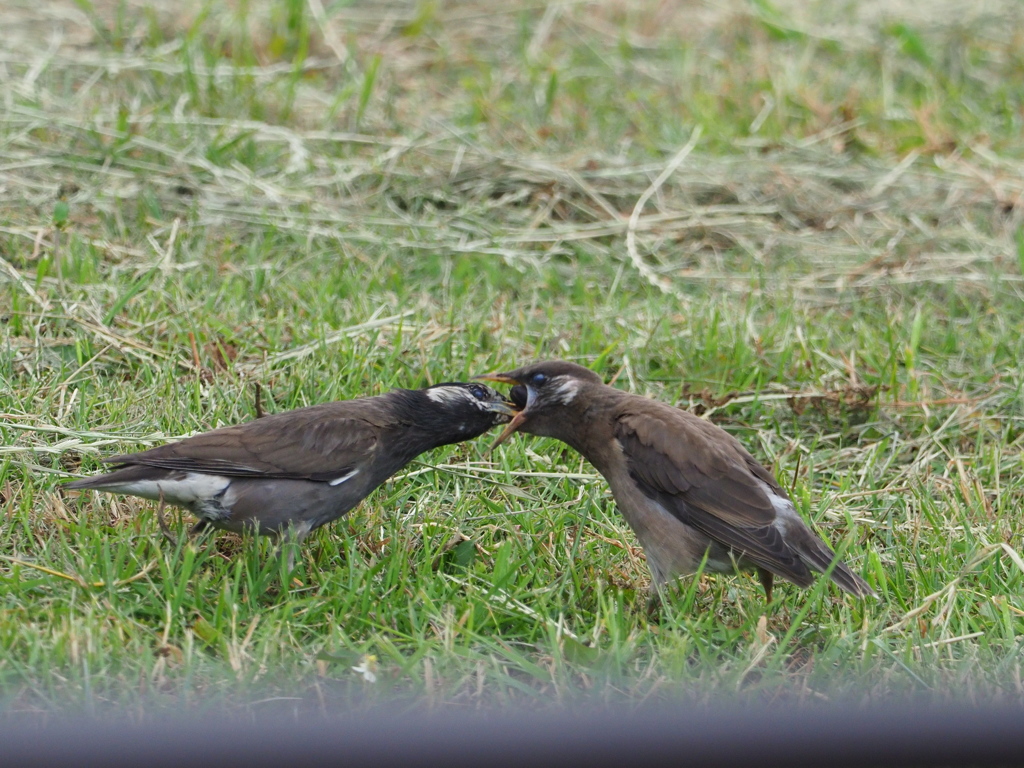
left=2, top=0, right=1024, bottom=717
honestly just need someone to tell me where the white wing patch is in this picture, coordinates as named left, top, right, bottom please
left=756, top=478, right=801, bottom=536
left=328, top=469, right=359, bottom=486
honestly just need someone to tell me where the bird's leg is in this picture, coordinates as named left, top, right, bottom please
left=276, top=520, right=313, bottom=574
left=645, top=580, right=668, bottom=620
left=757, top=568, right=774, bottom=603
left=188, top=519, right=212, bottom=538
left=155, top=490, right=179, bottom=547
left=254, top=382, right=266, bottom=419
left=645, top=590, right=663, bottom=620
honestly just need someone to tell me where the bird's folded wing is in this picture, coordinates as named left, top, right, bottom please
left=103, top=405, right=377, bottom=482
left=614, top=409, right=807, bottom=577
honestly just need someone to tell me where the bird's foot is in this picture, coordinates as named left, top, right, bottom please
left=155, top=492, right=179, bottom=547
left=275, top=520, right=313, bottom=582
left=645, top=584, right=667, bottom=621
left=756, top=568, right=775, bottom=604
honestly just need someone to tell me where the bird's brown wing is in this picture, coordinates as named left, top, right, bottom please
left=614, top=406, right=811, bottom=584
left=103, top=402, right=378, bottom=482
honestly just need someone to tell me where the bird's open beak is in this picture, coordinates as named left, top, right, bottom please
left=474, top=372, right=528, bottom=448
left=480, top=397, right=520, bottom=420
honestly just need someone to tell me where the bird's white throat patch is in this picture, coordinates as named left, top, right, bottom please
left=551, top=378, right=579, bottom=404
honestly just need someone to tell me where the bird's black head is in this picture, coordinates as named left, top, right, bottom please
left=410, top=382, right=520, bottom=448
left=473, top=360, right=604, bottom=446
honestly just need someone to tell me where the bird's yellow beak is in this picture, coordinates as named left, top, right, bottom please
left=474, top=373, right=519, bottom=385
left=488, top=409, right=529, bottom=448
left=474, top=372, right=528, bottom=448
left=480, top=397, right=520, bottom=419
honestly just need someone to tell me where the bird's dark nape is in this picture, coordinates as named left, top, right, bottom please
left=389, top=383, right=516, bottom=448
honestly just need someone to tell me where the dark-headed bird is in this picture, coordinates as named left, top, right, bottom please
left=477, top=360, right=875, bottom=601
left=66, top=382, right=518, bottom=566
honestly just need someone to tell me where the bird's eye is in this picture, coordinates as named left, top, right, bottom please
left=531, top=372, right=548, bottom=387
left=468, top=385, right=488, bottom=400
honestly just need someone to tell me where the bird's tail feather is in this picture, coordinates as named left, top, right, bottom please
left=65, top=476, right=110, bottom=490
left=795, top=534, right=877, bottom=598
left=64, top=464, right=157, bottom=491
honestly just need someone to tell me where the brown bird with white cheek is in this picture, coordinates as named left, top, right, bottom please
left=477, top=360, right=876, bottom=601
